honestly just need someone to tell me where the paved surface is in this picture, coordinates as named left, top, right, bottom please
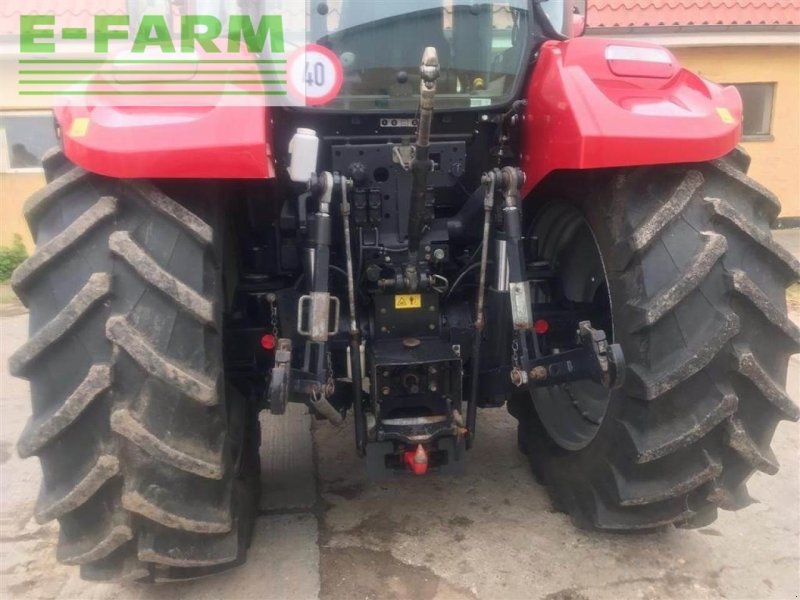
left=260, top=405, right=317, bottom=512
left=0, top=230, right=798, bottom=600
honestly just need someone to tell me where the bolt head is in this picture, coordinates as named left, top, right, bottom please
left=510, top=368, right=529, bottom=387
left=529, top=366, right=548, bottom=381
left=402, top=337, right=421, bottom=348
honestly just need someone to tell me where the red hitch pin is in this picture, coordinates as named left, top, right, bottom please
left=534, top=319, right=549, bottom=335
left=260, top=333, right=276, bottom=350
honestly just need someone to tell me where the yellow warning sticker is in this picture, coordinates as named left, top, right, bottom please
left=69, top=117, right=90, bottom=138
left=394, top=294, right=422, bottom=310
left=716, top=107, right=735, bottom=125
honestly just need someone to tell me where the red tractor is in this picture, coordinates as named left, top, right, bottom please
left=10, top=0, right=799, bottom=582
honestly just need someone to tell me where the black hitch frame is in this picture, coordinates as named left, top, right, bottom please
left=520, top=321, right=625, bottom=389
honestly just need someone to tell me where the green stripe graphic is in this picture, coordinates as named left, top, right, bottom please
left=19, top=90, right=288, bottom=95
left=19, top=80, right=286, bottom=85
left=19, top=70, right=286, bottom=75
left=19, top=59, right=287, bottom=64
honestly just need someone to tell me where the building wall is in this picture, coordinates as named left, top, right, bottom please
left=1, top=54, right=42, bottom=253
left=671, top=44, right=800, bottom=219
left=0, top=172, right=40, bottom=253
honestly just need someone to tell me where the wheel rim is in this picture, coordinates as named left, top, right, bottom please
left=528, top=202, right=614, bottom=451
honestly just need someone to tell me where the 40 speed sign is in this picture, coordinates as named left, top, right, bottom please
left=288, top=44, right=344, bottom=106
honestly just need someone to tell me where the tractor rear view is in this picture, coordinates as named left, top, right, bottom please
left=10, top=0, right=799, bottom=582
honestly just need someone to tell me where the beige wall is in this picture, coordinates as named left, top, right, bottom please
left=0, top=172, right=41, bottom=253
left=672, top=45, right=800, bottom=218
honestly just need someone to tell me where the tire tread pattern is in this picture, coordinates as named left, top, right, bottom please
left=11, top=149, right=255, bottom=580
left=512, top=149, right=798, bottom=530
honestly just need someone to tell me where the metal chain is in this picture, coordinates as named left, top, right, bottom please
left=511, top=338, right=520, bottom=369
left=325, top=351, right=335, bottom=396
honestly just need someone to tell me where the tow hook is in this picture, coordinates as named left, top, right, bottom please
left=403, top=444, right=429, bottom=475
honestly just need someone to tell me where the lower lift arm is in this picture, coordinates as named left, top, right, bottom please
left=492, top=168, right=625, bottom=395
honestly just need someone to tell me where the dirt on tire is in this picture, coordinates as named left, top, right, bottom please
left=9, top=151, right=259, bottom=581
left=510, top=149, right=800, bottom=530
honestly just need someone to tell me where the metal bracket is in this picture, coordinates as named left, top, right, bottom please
left=509, top=281, right=533, bottom=330
left=268, top=338, right=293, bottom=415
left=577, top=321, right=625, bottom=389
left=522, top=322, right=626, bottom=390
left=392, top=144, right=416, bottom=171
left=297, top=293, right=340, bottom=339
left=310, top=386, right=344, bottom=426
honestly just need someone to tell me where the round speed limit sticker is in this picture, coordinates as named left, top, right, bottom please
left=288, top=44, right=343, bottom=106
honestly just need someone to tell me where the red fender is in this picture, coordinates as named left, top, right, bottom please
left=51, top=52, right=274, bottom=180
left=520, top=38, right=742, bottom=196
left=54, top=102, right=273, bottom=180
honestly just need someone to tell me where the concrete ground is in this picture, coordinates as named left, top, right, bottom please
left=1, top=229, right=798, bottom=600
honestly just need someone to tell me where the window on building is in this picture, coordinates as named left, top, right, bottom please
left=725, top=83, right=775, bottom=140
left=0, top=112, right=59, bottom=173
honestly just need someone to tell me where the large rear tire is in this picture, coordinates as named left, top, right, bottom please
left=9, top=151, right=259, bottom=581
left=509, top=150, right=800, bottom=530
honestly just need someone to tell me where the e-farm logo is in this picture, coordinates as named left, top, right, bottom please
left=17, top=13, right=288, bottom=99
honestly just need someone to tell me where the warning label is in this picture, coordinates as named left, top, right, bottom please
left=394, top=294, right=422, bottom=310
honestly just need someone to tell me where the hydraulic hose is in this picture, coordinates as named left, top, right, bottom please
left=340, top=176, right=367, bottom=455
left=466, top=171, right=496, bottom=448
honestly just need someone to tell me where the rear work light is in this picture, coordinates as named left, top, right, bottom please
left=604, top=44, right=675, bottom=79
